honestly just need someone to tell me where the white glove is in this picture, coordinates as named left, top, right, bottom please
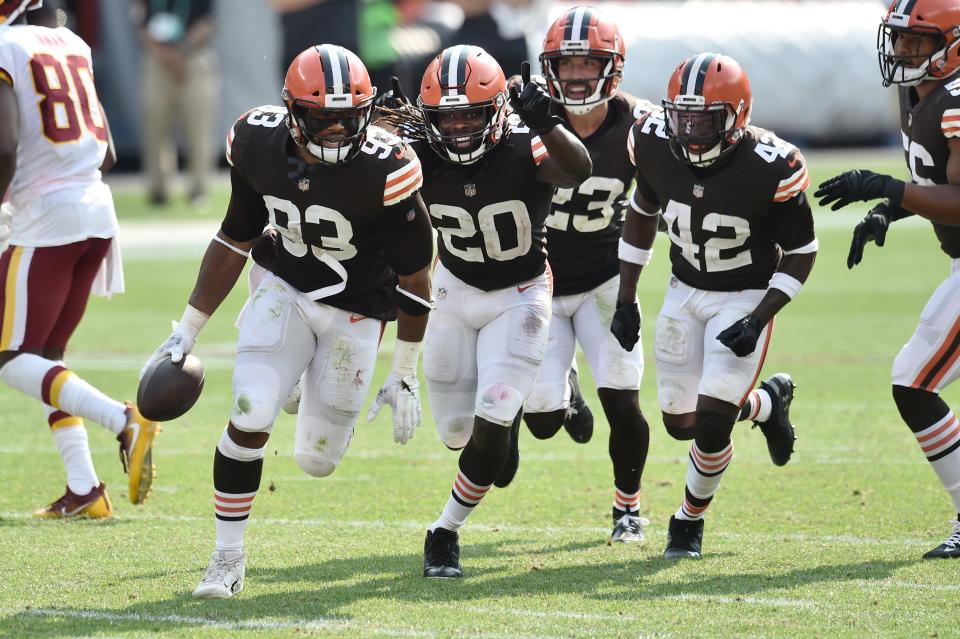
left=366, top=371, right=421, bottom=444
left=139, top=305, right=208, bottom=379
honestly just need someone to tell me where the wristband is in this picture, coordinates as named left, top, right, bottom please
left=618, top=239, right=653, bottom=266
left=392, top=339, right=421, bottom=377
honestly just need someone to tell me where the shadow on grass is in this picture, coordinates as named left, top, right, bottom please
left=0, top=529, right=916, bottom=638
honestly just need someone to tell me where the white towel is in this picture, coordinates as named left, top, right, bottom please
left=91, top=235, right=125, bottom=298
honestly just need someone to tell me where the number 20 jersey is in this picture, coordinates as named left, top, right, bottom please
left=410, top=116, right=555, bottom=291
left=223, top=108, right=427, bottom=320
left=628, top=109, right=816, bottom=292
left=899, top=80, right=960, bottom=258
left=0, top=25, right=114, bottom=241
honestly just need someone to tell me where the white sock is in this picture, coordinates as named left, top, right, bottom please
left=52, top=427, right=99, bottom=495
left=0, top=355, right=126, bottom=433
left=740, top=389, right=772, bottom=422
left=430, top=471, right=490, bottom=533
left=914, top=411, right=960, bottom=512
left=675, top=441, right=733, bottom=521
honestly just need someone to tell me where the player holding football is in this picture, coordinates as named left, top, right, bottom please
left=144, top=45, right=434, bottom=597
left=616, top=53, right=817, bottom=559
left=384, top=44, right=591, bottom=578
left=815, top=0, right=960, bottom=558
left=0, top=0, right=158, bottom=516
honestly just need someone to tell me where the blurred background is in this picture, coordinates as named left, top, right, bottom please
left=50, top=0, right=894, bottom=204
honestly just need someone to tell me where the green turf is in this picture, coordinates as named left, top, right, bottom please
left=2, top=152, right=959, bottom=638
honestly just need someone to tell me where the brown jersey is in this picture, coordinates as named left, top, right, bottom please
left=899, top=80, right=960, bottom=258
left=411, top=115, right=555, bottom=291
left=547, top=93, right=654, bottom=296
left=221, top=107, right=430, bottom=320
left=628, top=109, right=816, bottom=292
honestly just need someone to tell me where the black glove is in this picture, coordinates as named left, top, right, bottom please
left=814, top=169, right=905, bottom=211
left=717, top=314, right=764, bottom=357
left=374, top=76, right=411, bottom=110
left=251, top=228, right=278, bottom=269
left=508, top=61, right=564, bottom=135
left=847, top=201, right=894, bottom=269
left=610, top=300, right=641, bottom=352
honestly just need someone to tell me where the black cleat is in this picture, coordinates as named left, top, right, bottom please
left=494, top=411, right=521, bottom=488
left=609, top=508, right=648, bottom=544
left=663, top=515, right=703, bottom=560
left=754, top=373, right=797, bottom=466
left=923, top=519, right=960, bottom=559
left=423, top=528, right=463, bottom=578
left=563, top=368, right=594, bottom=444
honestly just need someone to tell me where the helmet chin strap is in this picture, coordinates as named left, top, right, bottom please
left=565, top=101, right=605, bottom=116
left=306, top=140, right=353, bottom=165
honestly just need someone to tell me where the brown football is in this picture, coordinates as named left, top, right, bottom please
left=136, top=353, right=205, bottom=422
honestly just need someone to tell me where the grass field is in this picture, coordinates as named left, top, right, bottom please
left=2, top=152, right=960, bottom=638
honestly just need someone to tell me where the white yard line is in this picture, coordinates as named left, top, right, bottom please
left=0, top=607, right=573, bottom=639
left=664, top=593, right=817, bottom=609
left=0, top=511, right=935, bottom=547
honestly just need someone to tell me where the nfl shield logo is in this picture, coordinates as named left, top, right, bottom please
left=298, top=178, right=310, bottom=192
left=693, top=184, right=704, bottom=198
left=464, top=183, right=477, bottom=197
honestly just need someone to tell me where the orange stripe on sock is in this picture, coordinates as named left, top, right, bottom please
left=215, top=504, right=252, bottom=513
left=47, top=369, right=76, bottom=409
left=214, top=493, right=257, bottom=503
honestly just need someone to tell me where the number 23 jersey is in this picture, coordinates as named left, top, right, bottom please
left=628, top=109, right=816, bottom=292
left=410, top=116, right=555, bottom=292
left=222, top=107, right=430, bottom=320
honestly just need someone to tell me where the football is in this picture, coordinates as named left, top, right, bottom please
left=136, top=353, right=205, bottom=422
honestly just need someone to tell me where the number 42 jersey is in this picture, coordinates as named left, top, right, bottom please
left=222, top=108, right=430, bottom=320
left=628, top=108, right=817, bottom=292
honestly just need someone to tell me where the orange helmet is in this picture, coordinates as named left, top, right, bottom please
left=0, top=0, right=42, bottom=24
left=419, top=45, right=508, bottom=164
left=281, top=44, right=377, bottom=165
left=878, top=0, right=960, bottom=87
left=540, top=6, right=625, bottom=115
left=662, top=53, right=752, bottom=167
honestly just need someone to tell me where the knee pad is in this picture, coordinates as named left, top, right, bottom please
left=231, top=381, right=280, bottom=433
left=693, top=411, right=735, bottom=453
left=525, top=385, right=565, bottom=414
left=699, top=369, right=751, bottom=407
left=476, top=383, right=525, bottom=426
left=437, top=415, right=474, bottom=450
left=293, top=451, right=337, bottom=478
left=657, top=375, right=698, bottom=415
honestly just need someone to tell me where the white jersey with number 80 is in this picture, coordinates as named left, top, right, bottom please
left=0, top=24, right=116, bottom=246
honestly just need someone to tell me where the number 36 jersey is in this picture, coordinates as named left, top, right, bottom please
left=222, top=108, right=430, bottom=320
left=410, top=115, right=556, bottom=292
left=628, top=109, right=816, bottom=292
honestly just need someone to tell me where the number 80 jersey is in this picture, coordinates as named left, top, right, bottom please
left=0, top=25, right=109, bottom=208
left=628, top=109, right=816, bottom=292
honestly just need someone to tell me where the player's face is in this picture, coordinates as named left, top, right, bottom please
left=892, top=30, right=941, bottom=67
left=437, top=107, right=487, bottom=150
left=295, top=105, right=366, bottom=147
left=667, top=108, right=726, bottom=153
left=556, top=56, right=602, bottom=100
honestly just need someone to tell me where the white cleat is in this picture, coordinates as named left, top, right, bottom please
left=282, top=378, right=303, bottom=415
left=193, top=550, right=245, bottom=598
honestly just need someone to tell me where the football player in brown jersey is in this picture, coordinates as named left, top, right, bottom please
left=518, top=6, right=654, bottom=544
left=616, top=54, right=818, bottom=559
left=142, top=45, right=435, bottom=597
left=389, top=45, right=591, bottom=578
left=816, top=0, right=960, bottom=559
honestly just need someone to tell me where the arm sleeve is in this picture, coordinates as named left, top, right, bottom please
left=220, top=167, right=269, bottom=243
left=771, top=192, right=817, bottom=253
left=377, top=194, right=434, bottom=276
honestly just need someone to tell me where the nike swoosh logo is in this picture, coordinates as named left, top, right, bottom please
left=349, top=314, right=366, bottom=323
left=517, top=284, right=535, bottom=293
left=127, top=420, right=140, bottom=450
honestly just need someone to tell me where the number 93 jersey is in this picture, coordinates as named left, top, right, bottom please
left=899, top=80, right=960, bottom=258
left=222, top=107, right=429, bottom=320
left=0, top=26, right=110, bottom=207
left=411, top=115, right=556, bottom=292
left=628, top=108, right=816, bottom=292
left=547, top=93, right=653, bottom=296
